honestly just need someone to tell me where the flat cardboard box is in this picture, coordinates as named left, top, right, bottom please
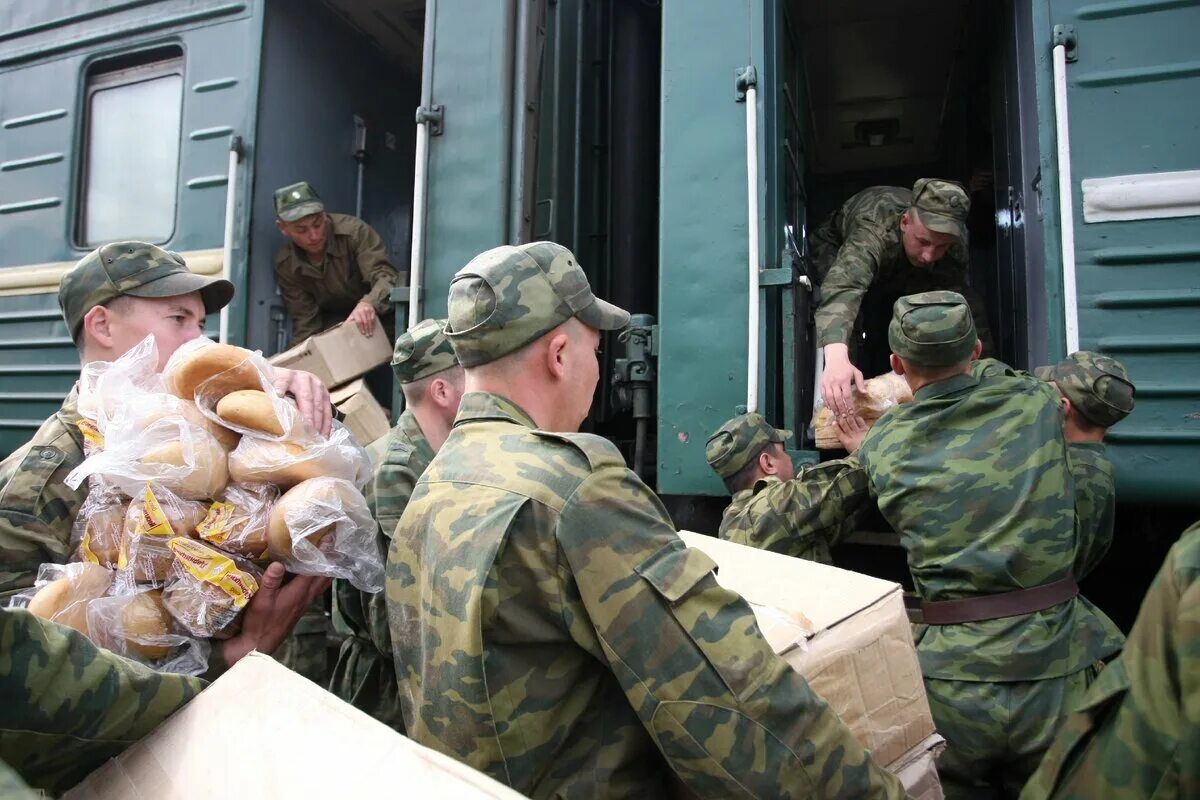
left=64, top=653, right=527, bottom=800
left=677, top=531, right=942, bottom=795
left=331, top=378, right=392, bottom=446
left=269, top=317, right=392, bottom=387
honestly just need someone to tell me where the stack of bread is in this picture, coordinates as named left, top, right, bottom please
left=811, top=371, right=914, bottom=449
left=13, top=335, right=382, bottom=675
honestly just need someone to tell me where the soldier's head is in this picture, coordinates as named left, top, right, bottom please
left=899, top=179, right=969, bottom=267
left=59, top=242, right=234, bottom=370
left=706, top=413, right=794, bottom=494
left=444, top=241, right=629, bottom=432
left=887, top=291, right=982, bottom=391
left=393, top=317, right=465, bottom=448
left=1035, top=352, right=1135, bottom=442
left=274, top=181, right=329, bottom=257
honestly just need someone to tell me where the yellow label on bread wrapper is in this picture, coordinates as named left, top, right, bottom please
left=166, top=537, right=258, bottom=609
left=79, top=528, right=100, bottom=564
left=195, top=501, right=235, bottom=544
left=135, top=485, right=173, bottom=537
left=76, top=419, right=104, bottom=450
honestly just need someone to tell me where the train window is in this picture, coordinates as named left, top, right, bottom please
left=78, top=49, right=184, bottom=246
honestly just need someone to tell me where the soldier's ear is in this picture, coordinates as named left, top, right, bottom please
left=275, top=218, right=288, bottom=235
left=971, top=339, right=983, bottom=360
left=1060, top=395, right=1073, bottom=420
left=889, top=353, right=905, bottom=375
left=81, top=305, right=115, bottom=349
left=545, top=330, right=570, bottom=380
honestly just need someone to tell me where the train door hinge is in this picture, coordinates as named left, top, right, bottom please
left=1052, top=25, right=1078, bottom=62
left=415, top=104, right=444, bottom=136
left=735, top=65, right=757, bottom=102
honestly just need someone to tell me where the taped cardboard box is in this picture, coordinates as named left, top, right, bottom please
left=331, top=378, right=391, bottom=446
left=269, top=317, right=392, bottom=388
left=677, top=531, right=944, bottom=799
left=64, top=653, right=527, bottom=800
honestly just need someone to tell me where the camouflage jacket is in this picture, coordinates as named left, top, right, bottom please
left=274, top=213, right=399, bottom=345
left=0, top=389, right=86, bottom=598
left=857, top=363, right=1124, bottom=682
left=329, top=409, right=431, bottom=731
left=1021, top=521, right=1200, bottom=800
left=0, top=607, right=202, bottom=795
left=811, top=186, right=992, bottom=351
left=717, top=458, right=869, bottom=564
left=387, top=392, right=905, bottom=799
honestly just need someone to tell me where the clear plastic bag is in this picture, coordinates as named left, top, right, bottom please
left=21, top=562, right=115, bottom=635
left=87, top=588, right=210, bottom=675
left=195, top=481, right=278, bottom=560
left=267, top=476, right=383, bottom=592
left=78, top=335, right=166, bottom=434
left=811, top=371, right=914, bottom=449
left=227, top=421, right=371, bottom=490
left=161, top=537, right=261, bottom=639
left=70, top=489, right=129, bottom=568
left=163, top=337, right=269, bottom=404
left=116, top=483, right=211, bottom=589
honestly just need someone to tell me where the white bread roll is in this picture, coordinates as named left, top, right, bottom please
left=166, top=343, right=262, bottom=402
left=267, top=478, right=358, bottom=561
left=119, top=589, right=173, bottom=660
left=141, top=430, right=229, bottom=499
left=228, top=437, right=362, bottom=489
left=123, top=490, right=210, bottom=583
left=216, top=390, right=284, bottom=436
left=76, top=501, right=127, bottom=567
left=27, top=563, right=113, bottom=634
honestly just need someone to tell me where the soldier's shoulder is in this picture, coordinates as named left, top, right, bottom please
left=0, top=411, right=79, bottom=477
left=1169, top=522, right=1200, bottom=580
left=273, top=242, right=293, bottom=268
left=329, top=213, right=373, bottom=237
left=530, top=429, right=628, bottom=473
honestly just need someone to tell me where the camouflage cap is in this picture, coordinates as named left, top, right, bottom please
left=1034, top=351, right=1136, bottom=428
left=888, top=290, right=978, bottom=366
left=705, top=413, right=793, bottom=479
left=274, top=181, right=325, bottom=222
left=59, top=242, right=235, bottom=340
left=445, top=241, right=630, bottom=367
left=392, top=317, right=460, bottom=383
left=910, top=178, right=970, bottom=242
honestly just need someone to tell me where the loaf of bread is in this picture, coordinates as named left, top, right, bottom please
left=71, top=495, right=128, bottom=568
left=117, top=589, right=175, bottom=660
left=26, top=563, right=114, bottom=635
left=267, top=478, right=351, bottom=560
left=166, top=342, right=262, bottom=402
left=228, top=428, right=366, bottom=489
left=195, top=482, right=278, bottom=560
left=812, top=371, right=913, bottom=449
left=216, top=390, right=284, bottom=436
left=141, top=428, right=229, bottom=499
left=162, top=537, right=259, bottom=639
left=122, top=486, right=210, bottom=584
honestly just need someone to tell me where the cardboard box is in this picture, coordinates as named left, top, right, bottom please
left=269, top=317, right=392, bottom=387
left=64, top=653, right=527, bottom=800
left=677, top=531, right=942, bottom=797
left=331, top=378, right=392, bottom=446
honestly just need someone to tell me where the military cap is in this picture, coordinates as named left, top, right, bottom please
left=274, top=181, right=325, bottom=222
left=1034, top=351, right=1136, bottom=428
left=705, top=413, right=792, bottom=479
left=59, top=242, right=234, bottom=340
left=910, top=178, right=970, bottom=242
left=445, top=241, right=630, bottom=367
left=392, top=317, right=460, bottom=383
left=888, top=290, right=978, bottom=366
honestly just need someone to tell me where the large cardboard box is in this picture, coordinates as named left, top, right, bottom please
left=677, top=531, right=944, bottom=799
left=269, top=317, right=392, bottom=387
left=331, top=378, right=391, bottom=446
left=64, top=653, right=526, bottom=799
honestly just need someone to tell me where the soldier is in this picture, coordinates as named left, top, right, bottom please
left=387, top=241, right=906, bottom=798
left=329, top=318, right=462, bottom=730
left=849, top=291, right=1125, bottom=799
left=273, top=181, right=400, bottom=346
left=1021, top=520, right=1200, bottom=800
left=1034, top=352, right=1136, bottom=445
left=1, top=560, right=328, bottom=794
left=705, top=412, right=869, bottom=563
left=813, top=179, right=994, bottom=420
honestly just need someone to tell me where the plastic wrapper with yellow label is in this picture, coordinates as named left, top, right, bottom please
left=811, top=371, right=914, bottom=449
left=228, top=421, right=371, bottom=490
left=70, top=490, right=128, bottom=568
left=162, top=537, right=261, bottom=639
left=115, top=484, right=210, bottom=591
left=195, top=482, right=278, bottom=561
left=87, top=588, right=209, bottom=675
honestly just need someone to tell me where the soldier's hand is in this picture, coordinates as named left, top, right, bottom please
left=821, top=344, right=867, bottom=416
left=834, top=413, right=870, bottom=453
left=220, top=563, right=331, bottom=667
left=272, top=367, right=333, bottom=437
left=346, top=301, right=377, bottom=337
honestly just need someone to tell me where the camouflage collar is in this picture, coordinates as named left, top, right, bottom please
left=453, top=391, right=539, bottom=429
left=751, top=474, right=784, bottom=495
left=914, top=371, right=978, bottom=402
left=398, top=408, right=436, bottom=462
left=55, top=385, right=86, bottom=451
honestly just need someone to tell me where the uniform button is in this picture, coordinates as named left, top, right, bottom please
left=40, top=448, right=55, bottom=460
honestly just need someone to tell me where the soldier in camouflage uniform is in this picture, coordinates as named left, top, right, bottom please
left=329, top=318, right=462, bottom=730
left=1021, top=520, right=1200, bottom=800
left=273, top=181, right=400, bottom=346
left=814, top=179, right=993, bottom=421
left=852, top=292, right=1125, bottom=799
left=705, top=413, right=868, bottom=563
left=386, top=241, right=906, bottom=798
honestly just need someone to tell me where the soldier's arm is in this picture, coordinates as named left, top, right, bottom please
left=350, top=222, right=400, bottom=315
left=274, top=259, right=324, bottom=343
left=814, top=226, right=886, bottom=348
left=556, top=466, right=906, bottom=799
left=0, top=440, right=83, bottom=598
left=0, top=607, right=202, bottom=794
left=1068, top=442, right=1115, bottom=579
left=751, top=460, right=870, bottom=556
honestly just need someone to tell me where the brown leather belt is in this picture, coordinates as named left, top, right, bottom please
left=920, top=575, right=1079, bottom=625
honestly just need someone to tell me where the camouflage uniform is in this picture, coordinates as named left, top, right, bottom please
left=0, top=607, right=202, bottom=794
left=387, top=242, right=906, bottom=798
left=330, top=319, right=456, bottom=730
left=1033, top=352, right=1136, bottom=430
left=812, top=179, right=993, bottom=355
left=705, top=413, right=868, bottom=564
left=1021, top=521, right=1200, bottom=800
left=857, top=292, right=1125, bottom=799
left=273, top=182, right=399, bottom=346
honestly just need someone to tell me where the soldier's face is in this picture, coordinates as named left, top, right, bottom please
left=900, top=213, right=955, bottom=267
left=105, top=293, right=207, bottom=370
left=277, top=212, right=329, bottom=256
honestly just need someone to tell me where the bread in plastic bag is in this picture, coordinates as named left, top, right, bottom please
left=228, top=421, right=371, bottom=490
left=811, top=371, right=914, bottom=449
left=163, top=337, right=265, bottom=403
left=195, top=481, right=278, bottom=560
left=161, top=537, right=261, bottom=639
left=70, top=490, right=128, bottom=568
left=23, top=562, right=114, bottom=635
left=86, top=588, right=209, bottom=675
left=117, top=483, right=210, bottom=588
left=267, top=476, right=383, bottom=592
